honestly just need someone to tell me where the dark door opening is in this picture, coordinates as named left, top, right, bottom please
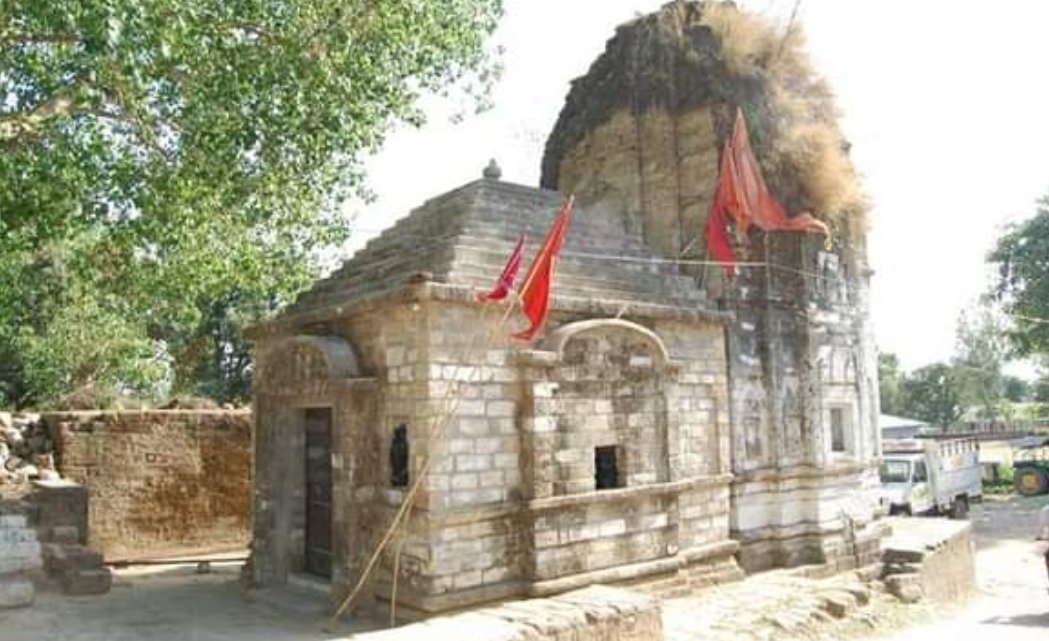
left=304, top=407, right=333, bottom=579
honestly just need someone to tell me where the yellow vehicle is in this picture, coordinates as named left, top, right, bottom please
left=1013, top=437, right=1049, bottom=497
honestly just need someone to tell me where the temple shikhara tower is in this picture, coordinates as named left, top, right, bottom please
left=245, top=0, right=884, bottom=616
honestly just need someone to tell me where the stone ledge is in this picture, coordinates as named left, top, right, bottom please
left=732, top=461, right=877, bottom=485
left=529, top=540, right=739, bottom=597
left=526, top=474, right=733, bottom=513
left=880, top=517, right=975, bottom=604
left=253, top=280, right=733, bottom=336
left=405, top=475, right=733, bottom=528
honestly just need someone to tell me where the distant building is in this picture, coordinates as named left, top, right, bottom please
left=880, top=414, right=929, bottom=441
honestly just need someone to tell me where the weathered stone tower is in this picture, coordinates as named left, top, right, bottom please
left=541, top=0, right=884, bottom=571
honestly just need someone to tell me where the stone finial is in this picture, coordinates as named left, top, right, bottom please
left=483, top=159, right=502, bottom=180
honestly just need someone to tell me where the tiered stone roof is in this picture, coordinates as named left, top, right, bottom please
left=280, top=174, right=718, bottom=323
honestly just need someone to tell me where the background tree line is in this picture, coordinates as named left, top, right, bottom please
left=880, top=196, right=1049, bottom=428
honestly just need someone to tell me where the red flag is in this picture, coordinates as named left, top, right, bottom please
left=706, top=140, right=743, bottom=277
left=706, top=108, right=831, bottom=276
left=476, top=233, right=525, bottom=302
left=513, top=196, right=574, bottom=341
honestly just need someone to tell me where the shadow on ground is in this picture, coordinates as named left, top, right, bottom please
left=980, top=610, right=1049, bottom=628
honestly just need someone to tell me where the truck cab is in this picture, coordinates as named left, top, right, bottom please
left=880, top=453, right=932, bottom=515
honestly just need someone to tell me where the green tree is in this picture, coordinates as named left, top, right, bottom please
left=1002, top=375, right=1030, bottom=403
left=0, top=0, right=503, bottom=407
left=878, top=352, right=903, bottom=415
left=951, top=305, right=1008, bottom=419
left=989, top=196, right=1049, bottom=356
left=1033, top=375, right=1049, bottom=404
left=899, top=363, right=963, bottom=428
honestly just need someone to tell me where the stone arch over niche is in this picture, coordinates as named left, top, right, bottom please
left=255, top=335, right=361, bottom=396
left=542, top=319, right=674, bottom=495
left=544, top=319, right=670, bottom=366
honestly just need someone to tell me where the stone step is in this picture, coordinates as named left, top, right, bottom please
left=40, top=543, right=112, bottom=596
left=62, top=568, right=112, bottom=596
left=817, top=589, right=859, bottom=618
left=41, top=542, right=103, bottom=574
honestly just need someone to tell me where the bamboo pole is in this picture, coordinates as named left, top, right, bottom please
left=327, top=288, right=525, bottom=628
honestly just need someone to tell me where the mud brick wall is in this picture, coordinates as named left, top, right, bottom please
left=43, top=411, right=251, bottom=559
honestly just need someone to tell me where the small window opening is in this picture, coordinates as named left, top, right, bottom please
left=595, top=446, right=619, bottom=490
left=390, top=424, right=409, bottom=488
left=830, top=408, right=846, bottom=453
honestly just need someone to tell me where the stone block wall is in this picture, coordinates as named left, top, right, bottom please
left=385, top=301, right=740, bottom=611
left=0, top=507, right=41, bottom=608
left=44, top=410, right=251, bottom=559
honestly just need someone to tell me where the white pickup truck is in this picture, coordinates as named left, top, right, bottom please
left=880, top=437, right=982, bottom=518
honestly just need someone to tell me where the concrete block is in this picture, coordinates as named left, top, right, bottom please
left=455, top=454, right=490, bottom=472
left=0, top=514, right=27, bottom=528
left=819, top=590, right=857, bottom=618
left=0, top=577, right=34, bottom=609
left=486, top=401, right=516, bottom=418
left=0, top=541, right=42, bottom=574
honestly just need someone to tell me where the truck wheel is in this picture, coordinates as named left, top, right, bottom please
left=949, top=495, right=969, bottom=519
left=1014, top=467, right=1049, bottom=496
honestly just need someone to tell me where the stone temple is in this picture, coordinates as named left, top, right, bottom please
left=245, top=0, right=884, bottom=617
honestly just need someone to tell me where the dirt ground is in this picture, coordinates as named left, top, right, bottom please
left=0, top=557, right=386, bottom=641
left=870, top=494, right=1049, bottom=641
left=1, top=496, right=1046, bottom=641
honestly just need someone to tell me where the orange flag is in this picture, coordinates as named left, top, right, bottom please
left=513, top=196, right=574, bottom=341
left=707, top=108, right=830, bottom=275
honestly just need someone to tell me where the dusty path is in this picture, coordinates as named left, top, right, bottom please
left=874, top=495, right=1049, bottom=640
left=1, top=496, right=1045, bottom=640
left=0, top=560, right=384, bottom=641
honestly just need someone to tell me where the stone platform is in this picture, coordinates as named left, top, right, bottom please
left=880, top=516, right=976, bottom=604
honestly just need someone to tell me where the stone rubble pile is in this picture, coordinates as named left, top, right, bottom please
left=0, top=412, right=60, bottom=487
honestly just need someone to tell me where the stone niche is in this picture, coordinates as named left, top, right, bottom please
left=516, top=319, right=736, bottom=592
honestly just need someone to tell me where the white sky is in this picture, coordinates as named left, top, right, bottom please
left=352, top=0, right=1049, bottom=372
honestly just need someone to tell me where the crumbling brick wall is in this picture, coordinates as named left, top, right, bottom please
left=43, top=410, right=251, bottom=559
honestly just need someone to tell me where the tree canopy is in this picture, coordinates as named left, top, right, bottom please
left=989, top=196, right=1049, bottom=356
left=0, top=0, right=503, bottom=408
left=897, top=362, right=963, bottom=428
left=878, top=352, right=902, bottom=416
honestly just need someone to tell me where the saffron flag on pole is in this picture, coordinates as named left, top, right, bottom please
left=705, top=140, right=743, bottom=277
left=513, top=196, right=574, bottom=342
left=476, top=233, right=526, bottom=302
left=706, top=108, right=830, bottom=276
